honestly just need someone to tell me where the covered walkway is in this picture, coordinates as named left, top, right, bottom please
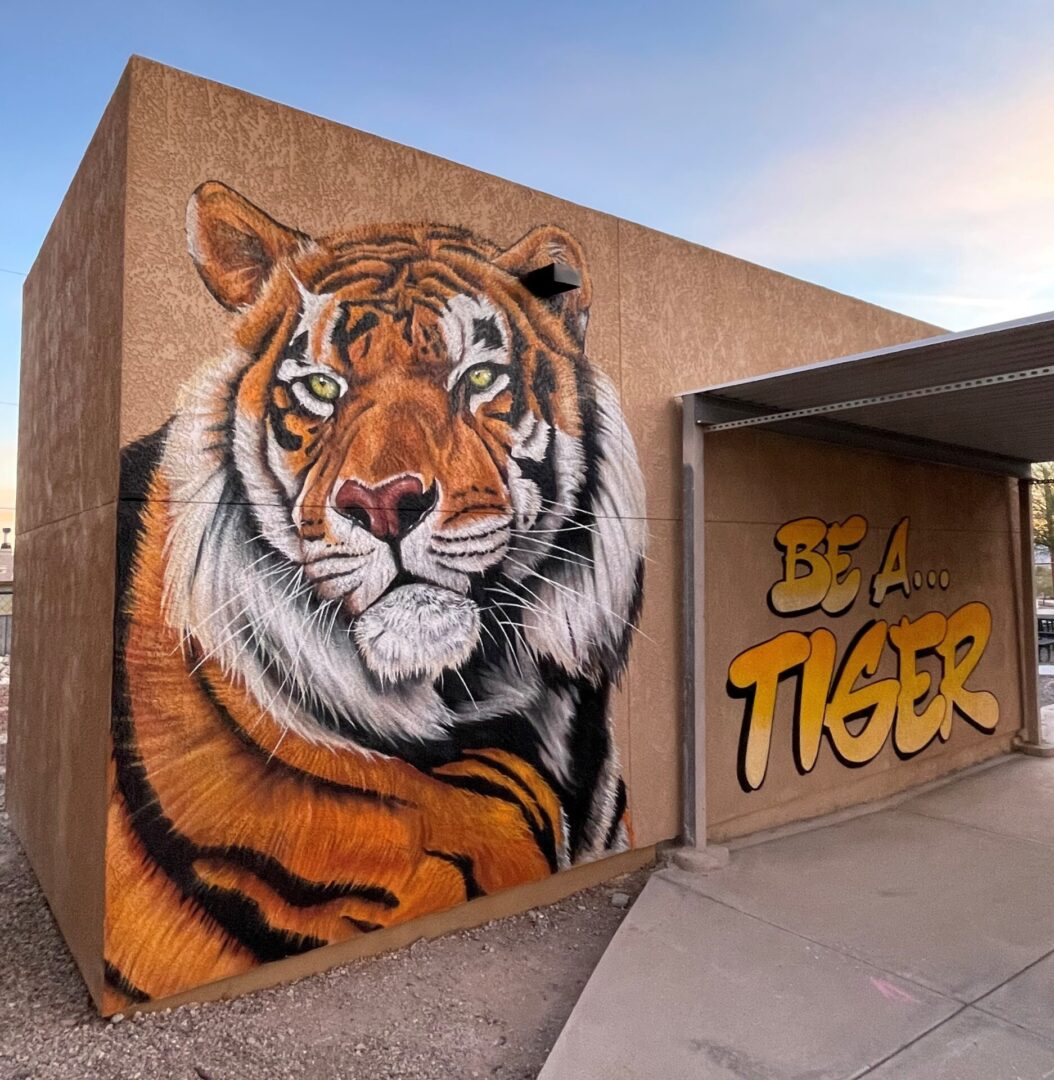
left=541, top=755, right=1054, bottom=1079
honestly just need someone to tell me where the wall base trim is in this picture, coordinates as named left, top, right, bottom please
left=105, top=844, right=657, bottom=1017
left=708, top=734, right=1016, bottom=844
left=1014, top=737, right=1054, bottom=758
left=717, top=752, right=1016, bottom=853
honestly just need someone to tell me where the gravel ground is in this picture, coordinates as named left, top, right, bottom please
left=0, top=697, right=649, bottom=1080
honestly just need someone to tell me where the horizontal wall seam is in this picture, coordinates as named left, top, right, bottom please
left=111, top=495, right=683, bottom=523
left=15, top=499, right=119, bottom=542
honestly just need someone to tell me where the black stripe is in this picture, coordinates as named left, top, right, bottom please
left=604, top=778, right=628, bottom=850
left=432, top=536, right=508, bottom=561
left=461, top=750, right=559, bottom=857
left=104, top=961, right=151, bottom=1004
left=195, top=845, right=399, bottom=909
left=194, top=884, right=328, bottom=962
left=428, top=771, right=558, bottom=873
left=248, top=311, right=286, bottom=366
left=512, top=447, right=558, bottom=510
left=110, top=713, right=327, bottom=963
left=438, top=242, right=490, bottom=260
left=310, top=567, right=360, bottom=585
left=532, top=352, right=557, bottom=424
left=344, top=917, right=383, bottom=933
left=443, top=503, right=507, bottom=525
left=329, top=233, right=421, bottom=251
left=472, top=315, right=503, bottom=351
left=332, top=306, right=379, bottom=354
left=424, top=849, right=485, bottom=899
left=430, top=524, right=507, bottom=547
left=285, top=331, right=308, bottom=360
left=194, top=668, right=414, bottom=808
left=544, top=663, right=611, bottom=858
left=426, top=227, right=476, bottom=243
left=268, top=400, right=302, bottom=452
left=409, top=268, right=465, bottom=296
left=311, top=269, right=390, bottom=293
left=413, top=296, right=447, bottom=317
left=505, top=324, right=530, bottom=426
left=117, top=422, right=171, bottom=506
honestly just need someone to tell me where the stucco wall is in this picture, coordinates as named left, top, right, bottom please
left=15, top=55, right=955, bottom=1012
left=9, top=72, right=129, bottom=1005
left=117, top=57, right=940, bottom=850
left=703, top=430, right=1024, bottom=841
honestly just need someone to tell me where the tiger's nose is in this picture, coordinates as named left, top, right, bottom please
left=333, top=475, right=437, bottom=540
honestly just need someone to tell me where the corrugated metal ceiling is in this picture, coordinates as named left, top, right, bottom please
left=683, top=310, right=1054, bottom=472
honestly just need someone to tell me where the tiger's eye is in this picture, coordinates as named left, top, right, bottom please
left=466, top=366, right=496, bottom=391
left=306, top=373, right=341, bottom=402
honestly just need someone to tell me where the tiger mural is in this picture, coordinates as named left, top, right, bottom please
left=105, top=181, right=646, bottom=1011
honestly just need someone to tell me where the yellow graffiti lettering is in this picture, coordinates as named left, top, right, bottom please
left=870, top=517, right=910, bottom=606
left=937, top=601, right=998, bottom=735
left=822, top=515, right=868, bottom=615
left=795, top=628, right=837, bottom=773
left=729, top=602, right=998, bottom=790
left=769, top=516, right=867, bottom=616
left=888, top=611, right=947, bottom=755
left=824, top=622, right=898, bottom=765
left=769, top=518, right=831, bottom=615
left=728, top=631, right=811, bottom=790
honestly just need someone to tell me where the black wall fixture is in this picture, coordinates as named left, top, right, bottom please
left=520, top=262, right=581, bottom=298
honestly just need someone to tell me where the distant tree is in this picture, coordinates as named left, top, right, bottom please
left=1033, top=463, right=1054, bottom=597
left=1037, top=565, right=1053, bottom=600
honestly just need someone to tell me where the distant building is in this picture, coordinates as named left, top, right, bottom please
left=0, top=527, right=12, bottom=585
left=0, top=528, right=11, bottom=658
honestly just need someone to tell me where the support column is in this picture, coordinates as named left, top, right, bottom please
left=1015, top=477, right=1054, bottom=756
left=672, top=400, right=729, bottom=872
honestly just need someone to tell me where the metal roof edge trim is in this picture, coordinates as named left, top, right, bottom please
left=676, top=308, right=1054, bottom=400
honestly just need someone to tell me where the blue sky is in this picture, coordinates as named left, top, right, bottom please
left=2, top=0, right=1053, bottom=527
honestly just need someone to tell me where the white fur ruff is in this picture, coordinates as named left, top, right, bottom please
left=155, top=289, right=646, bottom=860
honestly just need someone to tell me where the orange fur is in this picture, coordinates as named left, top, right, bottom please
left=105, top=488, right=564, bottom=1006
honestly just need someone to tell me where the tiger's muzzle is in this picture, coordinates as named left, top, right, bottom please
left=333, top=474, right=438, bottom=542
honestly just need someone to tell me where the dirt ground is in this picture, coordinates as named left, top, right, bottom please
left=0, top=696, right=649, bottom=1080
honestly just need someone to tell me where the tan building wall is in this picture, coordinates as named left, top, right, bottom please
left=703, top=430, right=1024, bottom=841
left=12, top=56, right=950, bottom=1013
left=9, top=70, right=129, bottom=1005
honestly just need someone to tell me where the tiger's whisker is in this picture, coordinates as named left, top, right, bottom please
left=448, top=667, right=480, bottom=713
left=502, top=557, right=655, bottom=644
left=506, top=543, right=594, bottom=570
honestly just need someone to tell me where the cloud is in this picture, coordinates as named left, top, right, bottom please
left=706, top=69, right=1054, bottom=330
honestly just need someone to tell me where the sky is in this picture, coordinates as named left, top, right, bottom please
left=2, top=0, right=1053, bottom=537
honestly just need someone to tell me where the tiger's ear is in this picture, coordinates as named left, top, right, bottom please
left=495, top=225, right=592, bottom=343
left=186, top=182, right=308, bottom=311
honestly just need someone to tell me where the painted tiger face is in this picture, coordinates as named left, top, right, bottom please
left=175, top=182, right=643, bottom=694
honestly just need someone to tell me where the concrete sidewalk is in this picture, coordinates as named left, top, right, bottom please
left=541, top=756, right=1054, bottom=1079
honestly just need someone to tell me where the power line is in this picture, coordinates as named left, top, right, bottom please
left=0, top=268, right=26, bottom=278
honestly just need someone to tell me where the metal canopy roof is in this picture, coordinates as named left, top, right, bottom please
left=682, top=310, right=1054, bottom=477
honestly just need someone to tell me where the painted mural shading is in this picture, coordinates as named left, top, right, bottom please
left=104, top=182, right=646, bottom=1009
